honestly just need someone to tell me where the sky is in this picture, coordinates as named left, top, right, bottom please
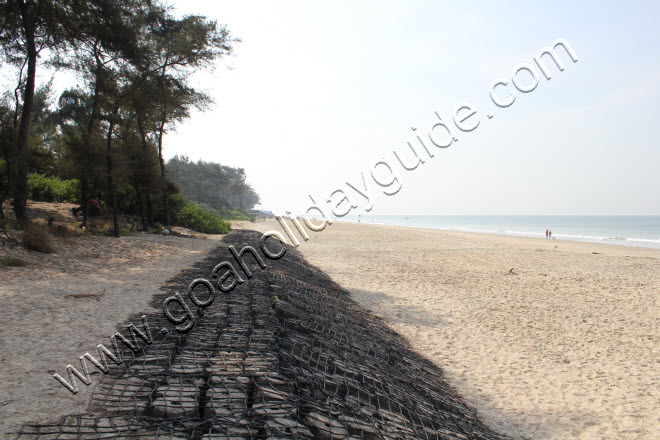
left=77, top=1, right=660, bottom=215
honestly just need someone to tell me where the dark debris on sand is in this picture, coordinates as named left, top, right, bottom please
left=13, top=230, right=511, bottom=440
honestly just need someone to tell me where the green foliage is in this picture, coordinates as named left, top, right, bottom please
left=147, top=190, right=184, bottom=225
left=87, top=223, right=110, bottom=236
left=28, top=81, right=59, bottom=175
left=1, top=254, right=28, bottom=267
left=175, top=202, right=231, bottom=234
left=115, top=183, right=139, bottom=215
left=167, top=192, right=189, bottom=221
left=167, top=155, right=260, bottom=212
left=21, top=225, right=56, bottom=253
left=221, top=208, right=251, bottom=221
left=2, top=0, right=240, bottom=226
left=28, top=173, right=80, bottom=203
left=148, top=222, right=163, bottom=234
left=1, top=0, right=244, bottom=232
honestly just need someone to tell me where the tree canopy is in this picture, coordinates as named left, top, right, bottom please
left=167, top=155, right=260, bottom=213
left=0, top=0, right=255, bottom=234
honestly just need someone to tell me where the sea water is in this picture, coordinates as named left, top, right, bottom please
left=340, top=215, right=660, bottom=249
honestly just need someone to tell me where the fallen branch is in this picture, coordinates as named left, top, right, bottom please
left=65, top=289, right=106, bottom=300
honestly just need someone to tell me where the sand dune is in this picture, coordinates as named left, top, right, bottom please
left=239, top=220, right=660, bottom=440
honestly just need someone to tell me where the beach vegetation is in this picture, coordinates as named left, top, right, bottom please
left=0, top=253, right=27, bottom=267
left=0, top=0, right=253, bottom=236
left=0, top=254, right=28, bottom=267
left=21, top=224, right=56, bottom=253
left=28, top=173, right=79, bottom=203
left=175, top=202, right=231, bottom=234
left=222, top=209, right=252, bottom=221
left=167, top=155, right=259, bottom=218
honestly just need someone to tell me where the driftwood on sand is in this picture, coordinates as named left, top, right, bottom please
left=64, top=289, right=106, bottom=300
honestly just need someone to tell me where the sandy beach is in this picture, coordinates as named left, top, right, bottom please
left=239, top=220, right=660, bottom=440
left=2, top=216, right=657, bottom=439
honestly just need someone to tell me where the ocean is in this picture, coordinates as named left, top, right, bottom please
left=340, top=215, right=660, bottom=249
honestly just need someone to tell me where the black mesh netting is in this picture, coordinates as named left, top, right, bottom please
left=13, top=230, right=511, bottom=440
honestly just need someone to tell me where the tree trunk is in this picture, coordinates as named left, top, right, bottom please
left=80, top=179, right=88, bottom=226
left=137, top=118, right=152, bottom=228
left=135, top=184, right=147, bottom=231
left=146, top=194, right=154, bottom=226
left=158, top=148, right=169, bottom=225
left=158, top=61, right=170, bottom=225
left=1, top=142, right=11, bottom=221
left=13, top=2, right=37, bottom=226
left=105, top=107, right=120, bottom=237
left=83, top=52, right=103, bottom=228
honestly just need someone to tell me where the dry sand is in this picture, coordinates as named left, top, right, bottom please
left=0, top=231, right=223, bottom=436
left=239, top=220, right=660, bottom=440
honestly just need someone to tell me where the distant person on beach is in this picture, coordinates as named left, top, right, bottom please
left=72, top=196, right=102, bottom=217
left=546, top=229, right=549, bottom=238
left=89, top=196, right=102, bottom=216
left=549, top=230, right=552, bottom=239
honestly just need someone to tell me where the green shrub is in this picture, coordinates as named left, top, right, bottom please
left=21, top=225, right=56, bottom=253
left=147, top=191, right=189, bottom=226
left=167, top=193, right=188, bottom=220
left=1, top=254, right=28, bottom=267
left=115, top=183, right=139, bottom=214
left=221, top=208, right=252, bottom=221
left=87, top=223, right=120, bottom=237
left=145, top=222, right=163, bottom=234
left=175, top=202, right=231, bottom=234
left=28, top=173, right=80, bottom=203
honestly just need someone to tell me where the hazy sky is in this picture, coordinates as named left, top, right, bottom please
left=165, top=0, right=659, bottom=216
